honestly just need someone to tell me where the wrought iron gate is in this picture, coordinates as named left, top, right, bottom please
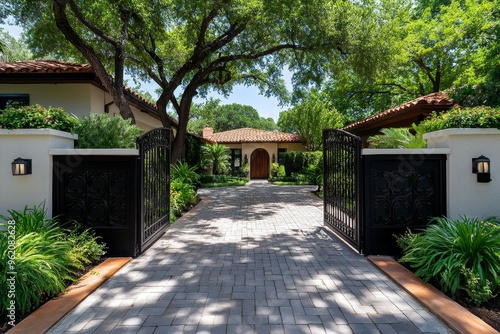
left=137, top=128, right=171, bottom=254
left=323, top=129, right=363, bottom=252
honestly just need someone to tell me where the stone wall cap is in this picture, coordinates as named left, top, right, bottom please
left=423, top=128, right=500, bottom=139
left=0, top=128, right=78, bottom=139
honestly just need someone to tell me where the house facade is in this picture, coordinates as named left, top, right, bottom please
left=203, top=127, right=306, bottom=179
left=0, top=60, right=171, bottom=131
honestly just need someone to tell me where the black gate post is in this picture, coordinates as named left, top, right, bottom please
left=323, top=129, right=363, bottom=253
left=137, top=128, right=171, bottom=255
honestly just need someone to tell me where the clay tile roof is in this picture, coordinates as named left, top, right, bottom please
left=0, top=60, right=93, bottom=73
left=208, top=128, right=302, bottom=143
left=343, top=91, right=453, bottom=133
left=0, top=60, right=179, bottom=124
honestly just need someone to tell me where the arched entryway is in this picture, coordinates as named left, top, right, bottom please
left=250, top=149, right=269, bottom=179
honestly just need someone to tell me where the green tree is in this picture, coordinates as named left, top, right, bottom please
left=5, top=0, right=372, bottom=162
left=321, top=0, right=499, bottom=121
left=202, top=143, right=230, bottom=175
left=0, top=28, right=32, bottom=61
left=188, top=100, right=277, bottom=135
left=278, top=90, right=345, bottom=151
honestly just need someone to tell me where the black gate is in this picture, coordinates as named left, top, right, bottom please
left=52, top=155, right=138, bottom=257
left=136, top=128, right=171, bottom=254
left=363, top=154, right=447, bottom=255
left=323, top=129, right=363, bottom=252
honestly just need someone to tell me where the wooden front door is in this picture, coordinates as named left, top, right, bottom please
left=250, top=149, right=269, bottom=179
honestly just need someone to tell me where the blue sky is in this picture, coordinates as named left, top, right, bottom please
left=1, top=23, right=289, bottom=121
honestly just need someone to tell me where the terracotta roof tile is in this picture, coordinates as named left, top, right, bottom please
left=0, top=60, right=180, bottom=125
left=343, top=91, right=453, bottom=132
left=0, top=60, right=93, bottom=73
left=208, top=128, right=302, bottom=143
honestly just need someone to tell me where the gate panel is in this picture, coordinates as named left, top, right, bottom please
left=53, top=155, right=137, bottom=257
left=137, top=128, right=171, bottom=254
left=323, top=129, right=363, bottom=252
left=363, top=154, right=447, bottom=255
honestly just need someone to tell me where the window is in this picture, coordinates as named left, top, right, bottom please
left=0, top=94, right=29, bottom=110
left=231, top=149, right=242, bottom=174
left=278, top=148, right=287, bottom=165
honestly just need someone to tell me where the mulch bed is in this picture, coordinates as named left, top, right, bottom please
left=454, top=291, right=500, bottom=331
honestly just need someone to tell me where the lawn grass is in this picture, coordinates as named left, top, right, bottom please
left=200, top=180, right=248, bottom=188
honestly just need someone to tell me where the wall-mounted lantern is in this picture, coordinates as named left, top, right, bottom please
left=12, top=157, right=32, bottom=176
left=472, top=155, right=491, bottom=183
left=244, top=154, right=248, bottom=165
left=272, top=154, right=276, bottom=163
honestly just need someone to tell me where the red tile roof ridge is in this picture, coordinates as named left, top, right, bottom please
left=210, top=127, right=302, bottom=143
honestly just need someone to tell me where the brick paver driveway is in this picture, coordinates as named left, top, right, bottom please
left=49, top=182, right=452, bottom=334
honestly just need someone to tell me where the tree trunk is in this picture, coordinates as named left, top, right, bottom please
left=170, top=87, right=197, bottom=163
left=53, top=0, right=136, bottom=123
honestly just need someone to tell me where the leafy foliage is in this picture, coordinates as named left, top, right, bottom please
left=420, top=106, right=500, bottom=132
left=368, top=124, right=427, bottom=148
left=398, top=216, right=500, bottom=304
left=198, top=175, right=248, bottom=188
left=0, top=205, right=106, bottom=319
left=73, top=113, right=143, bottom=149
left=0, top=104, right=78, bottom=132
left=201, top=144, right=230, bottom=175
left=170, top=179, right=199, bottom=221
left=282, top=151, right=322, bottom=177
left=278, top=90, right=345, bottom=151
left=188, top=100, right=278, bottom=135
left=171, top=161, right=200, bottom=186
left=0, top=27, right=33, bottom=61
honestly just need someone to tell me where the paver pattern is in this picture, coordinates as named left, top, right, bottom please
left=49, top=182, right=453, bottom=334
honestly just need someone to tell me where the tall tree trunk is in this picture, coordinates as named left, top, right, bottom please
left=53, top=0, right=135, bottom=123
left=171, top=87, right=197, bottom=163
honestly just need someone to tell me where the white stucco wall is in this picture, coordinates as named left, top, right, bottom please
left=0, top=129, right=77, bottom=218
left=424, top=128, right=500, bottom=219
left=0, top=83, right=163, bottom=131
left=0, top=83, right=103, bottom=118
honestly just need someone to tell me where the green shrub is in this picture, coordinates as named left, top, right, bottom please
left=170, top=179, right=199, bottom=220
left=198, top=174, right=248, bottom=187
left=0, top=205, right=106, bottom=319
left=66, top=225, right=107, bottom=271
left=171, top=161, right=200, bottom=186
left=277, top=165, right=286, bottom=178
left=283, top=151, right=322, bottom=177
left=270, top=163, right=279, bottom=178
left=73, top=113, right=143, bottom=148
left=420, top=106, right=500, bottom=133
left=398, top=216, right=500, bottom=304
left=0, top=104, right=78, bottom=132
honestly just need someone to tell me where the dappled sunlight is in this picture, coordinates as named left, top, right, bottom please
left=48, top=184, right=452, bottom=333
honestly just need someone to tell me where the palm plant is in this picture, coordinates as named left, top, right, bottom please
left=368, top=124, right=426, bottom=149
left=201, top=143, right=230, bottom=175
left=171, top=160, right=200, bottom=186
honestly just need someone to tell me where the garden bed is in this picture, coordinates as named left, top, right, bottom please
left=369, top=257, right=499, bottom=333
left=0, top=257, right=130, bottom=333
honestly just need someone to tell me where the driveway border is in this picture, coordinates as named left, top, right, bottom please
left=9, top=257, right=131, bottom=334
left=368, top=256, right=498, bottom=334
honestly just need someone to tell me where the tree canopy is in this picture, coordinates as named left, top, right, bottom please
left=187, top=99, right=277, bottom=135
left=278, top=90, right=345, bottom=151
left=4, top=0, right=379, bottom=161
left=3, top=0, right=499, bottom=159
left=0, top=28, right=32, bottom=61
left=319, top=0, right=499, bottom=121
